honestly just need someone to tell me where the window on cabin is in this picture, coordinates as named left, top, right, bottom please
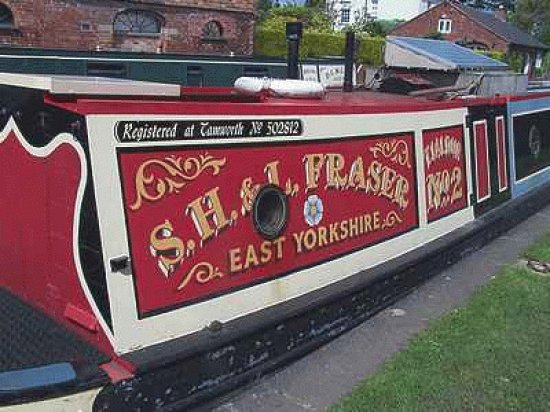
left=438, top=18, right=452, bottom=34
left=86, top=62, right=128, bottom=78
left=113, top=9, right=163, bottom=35
left=0, top=4, right=14, bottom=29
left=243, top=66, right=269, bottom=77
left=202, top=21, right=224, bottom=40
left=187, top=66, right=204, bottom=86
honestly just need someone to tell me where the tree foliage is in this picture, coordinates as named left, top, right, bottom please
left=254, top=28, right=385, bottom=64
left=351, top=19, right=403, bottom=36
left=461, top=0, right=516, bottom=11
left=257, top=0, right=273, bottom=21
left=510, top=0, right=550, bottom=44
left=258, top=5, right=333, bottom=32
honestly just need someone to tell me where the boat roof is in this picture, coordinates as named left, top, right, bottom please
left=45, top=88, right=472, bottom=115
left=0, top=72, right=546, bottom=116
left=0, top=72, right=181, bottom=96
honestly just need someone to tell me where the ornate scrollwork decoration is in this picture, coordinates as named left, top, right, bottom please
left=370, top=139, right=411, bottom=169
left=176, top=262, right=224, bottom=291
left=381, top=211, right=403, bottom=229
left=240, top=177, right=261, bottom=216
left=130, top=154, right=226, bottom=211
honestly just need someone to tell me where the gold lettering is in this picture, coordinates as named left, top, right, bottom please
left=149, top=220, right=185, bottom=276
left=340, top=219, right=349, bottom=240
left=260, top=240, right=272, bottom=264
left=348, top=157, right=366, bottom=190
left=244, top=244, right=259, bottom=269
left=394, top=177, right=409, bottom=209
left=373, top=211, right=381, bottom=230
left=329, top=223, right=340, bottom=243
left=186, top=187, right=230, bottom=244
left=229, top=247, right=242, bottom=273
left=273, top=236, right=285, bottom=259
left=349, top=217, right=359, bottom=238
left=325, top=154, right=348, bottom=189
left=318, top=226, right=328, bottom=247
left=367, top=161, right=382, bottom=193
left=364, top=214, right=372, bottom=232
left=293, top=231, right=305, bottom=254
left=381, top=167, right=397, bottom=199
left=451, top=166, right=463, bottom=202
left=303, top=229, right=317, bottom=250
left=304, top=154, right=325, bottom=191
left=264, top=161, right=280, bottom=186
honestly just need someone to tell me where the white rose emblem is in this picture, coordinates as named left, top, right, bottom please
left=304, top=194, right=323, bottom=227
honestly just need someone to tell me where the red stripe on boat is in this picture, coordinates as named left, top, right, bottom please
left=473, top=120, right=491, bottom=202
left=495, top=116, right=508, bottom=192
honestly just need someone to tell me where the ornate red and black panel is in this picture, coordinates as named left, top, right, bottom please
left=468, top=105, right=511, bottom=216
left=117, top=134, right=419, bottom=317
left=423, top=125, right=468, bottom=222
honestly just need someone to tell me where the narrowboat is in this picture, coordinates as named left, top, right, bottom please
left=0, top=38, right=549, bottom=410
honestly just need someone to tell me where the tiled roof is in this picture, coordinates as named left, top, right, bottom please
left=455, top=3, right=548, bottom=50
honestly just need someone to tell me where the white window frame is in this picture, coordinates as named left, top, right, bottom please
left=438, top=18, right=452, bottom=34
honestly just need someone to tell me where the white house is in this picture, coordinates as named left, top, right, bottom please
left=331, top=0, right=380, bottom=30
left=377, top=0, right=430, bottom=20
left=331, top=0, right=430, bottom=29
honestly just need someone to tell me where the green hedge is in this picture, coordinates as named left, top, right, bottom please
left=475, top=49, right=507, bottom=63
left=254, top=28, right=384, bottom=66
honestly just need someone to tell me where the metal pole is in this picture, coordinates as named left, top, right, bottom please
left=344, top=31, right=355, bottom=92
left=286, top=22, right=303, bottom=80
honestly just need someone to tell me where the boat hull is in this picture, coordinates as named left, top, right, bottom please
left=0, top=74, right=548, bottom=409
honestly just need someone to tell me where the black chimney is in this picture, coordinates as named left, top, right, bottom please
left=343, top=30, right=355, bottom=92
left=286, top=22, right=303, bottom=80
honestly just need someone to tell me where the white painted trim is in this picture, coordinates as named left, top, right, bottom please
left=512, top=106, right=550, bottom=185
left=463, top=115, right=474, bottom=206
left=472, top=119, right=491, bottom=203
left=86, top=108, right=471, bottom=354
left=511, top=107, right=550, bottom=118
left=0, top=54, right=287, bottom=67
left=515, top=163, right=550, bottom=184
left=0, top=73, right=180, bottom=96
left=0, top=387, right=101, bottom=411
left=0, top=118, right=115, bottom=346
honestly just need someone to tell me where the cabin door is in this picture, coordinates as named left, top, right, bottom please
left=469, top=106, right=511, bottom=216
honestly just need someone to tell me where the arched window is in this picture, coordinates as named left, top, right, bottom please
left=0, top=4, right=14, bottom=28
left=113, top=9, right=163, bottom=35
left=202, top=21, right=223, bottom=40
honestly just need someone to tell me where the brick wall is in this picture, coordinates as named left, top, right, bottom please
left=391, top=2, right=510, bottom=53
left=0, top=0, right=255, bottom=56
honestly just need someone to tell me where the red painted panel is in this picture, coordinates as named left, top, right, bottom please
left=495, top=116, right=508, bottom=192
left=423, top=126, right=468, bottom=222
left=0, top=129, right=112, bottom=354
left=474, top=121, right=491, bottom=202
left=118, top=134, right=419, bottom=317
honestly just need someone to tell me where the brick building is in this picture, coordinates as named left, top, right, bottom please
left=391, top=0, right=548, bottom=77
left=0, top=0, right=256, bottom=55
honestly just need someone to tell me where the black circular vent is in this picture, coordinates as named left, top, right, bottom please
left=252, top=184, right=289, bottom=239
